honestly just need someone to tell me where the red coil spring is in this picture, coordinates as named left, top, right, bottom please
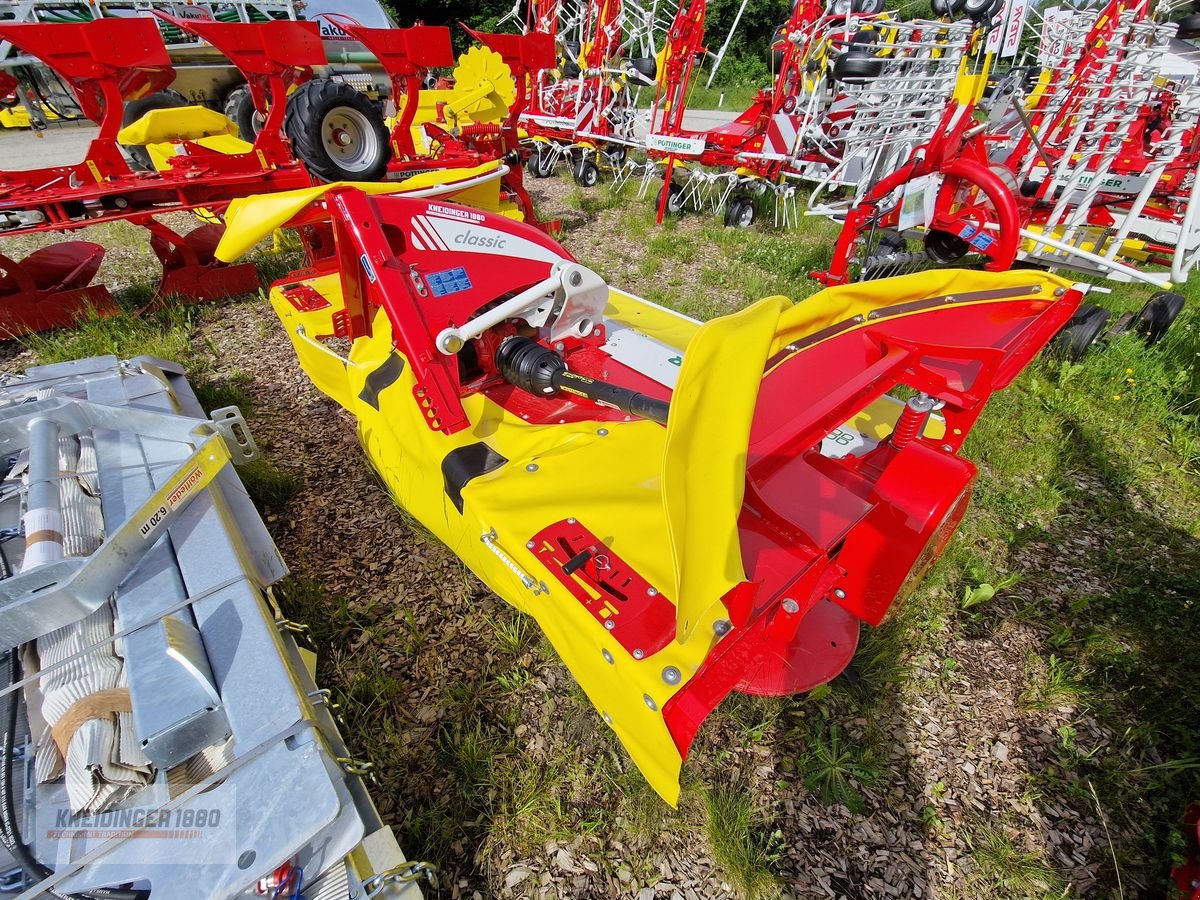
left=461, top=123, right=503, bottom=136
left=889, top=401, right=928, bottom=449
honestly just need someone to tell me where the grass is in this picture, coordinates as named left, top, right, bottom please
left=11, top=174, right=1200, bottom=897
left=963, top=821, right=1071, bottom=899
left=703, top=784, right=784, bottom=899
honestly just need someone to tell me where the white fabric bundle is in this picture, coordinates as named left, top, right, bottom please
left=27, top=434, right=153, bottom=814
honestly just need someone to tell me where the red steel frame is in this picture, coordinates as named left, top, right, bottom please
left=0, top=16, right=323, bottom=332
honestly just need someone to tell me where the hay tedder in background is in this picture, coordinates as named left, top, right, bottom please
left=0, top=355, right=429, bottom=898
left=812, top=0, right=1199, bottom=345
left=520, top=0, right=663, bottom=186
left=633, top=0, right=990, bottom=228
left=215, top=184, right=1082, bottom=802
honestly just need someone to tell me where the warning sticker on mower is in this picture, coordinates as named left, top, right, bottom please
left=427, top=267, right=473, bottom=297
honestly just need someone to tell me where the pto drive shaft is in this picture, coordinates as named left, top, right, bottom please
left=496, top=336, right=670, bottom=425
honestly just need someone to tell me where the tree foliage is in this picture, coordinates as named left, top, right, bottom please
left=383, top=0, right=792, bottom=84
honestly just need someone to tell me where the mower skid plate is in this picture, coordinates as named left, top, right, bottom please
left=260, top=193, right=1081, bottom=802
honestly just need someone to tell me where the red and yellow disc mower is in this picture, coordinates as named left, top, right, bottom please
left=217, top=189, right=1082, bottom=803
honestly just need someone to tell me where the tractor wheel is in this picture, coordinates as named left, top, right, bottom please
left=284, top=79, right=390, bottom=183
left=607, top=144, right=628, bottom=166
left=1052, top=304, right=1111, bottom=361
left=1176, top=12, right=1200, bottom=38
left=833, top=52, right=884, bottom=83
left=723, top=197, right=756, bottom=228
left=121, top=90, right=187, bottom=170
left=665, top=182, right=687, bottom=216
left=1135, top=291, right=1185, bottom=346
left=223, top=85, right=263, bottom=142
left=573, top=157, right=600, bottom=188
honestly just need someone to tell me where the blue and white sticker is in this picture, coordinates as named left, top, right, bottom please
left=360, top=254, right=376, bottom=283
left=426, top=266, right=473, bottom=298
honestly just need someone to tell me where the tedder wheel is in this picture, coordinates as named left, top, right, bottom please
left=853, top=0, right=886, bottom=14
left=528, top=144, right=554, bottom=178
left=1052, top=304, right=1111, bottom=361
left=931, top=0, right=969, bottom=15
left=665, top=182, right=687, bottom=216
left=1136, top=291, right=1185, bottom=346
left=963, top=0, right=999, bottom=22
left=833, top=52, right=885, bottom=83
left=573, top=157, right=600, bottom=188
left=223, top=85, right=263, bottom=142
left=770, top=26, right=788, bottom=71
left=121, top=90, right=187, bottom=170
left=723, top=197, right=756, bottom=228
left=284, top=79, right=390, bottom=183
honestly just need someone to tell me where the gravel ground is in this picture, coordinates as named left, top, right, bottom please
left=0, top=178, right=1139, bottom=899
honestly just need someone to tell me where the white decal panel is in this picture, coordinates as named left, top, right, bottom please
left=601, top=326, right=684, bottom=388
left=410, top=212, right=566, bottom=265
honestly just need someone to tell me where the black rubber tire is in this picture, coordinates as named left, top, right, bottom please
left=606, top=144, right=628, bottom=166
left=284, top=79, right=390, bottom=183
left=931, top=0, right=969, bottom=16
left=1176, top=12, right=1200, bottom=38
left=849, top=30, right=880, bottom=47
left=665, top=182, right=686, bottom=216
left=121, top=90, right=187, bottom=170
left=964, top=0, right=998, bottom=22
left=223, top=84, right=262, bottom=142
left=833, top=52, right=885, bottom=83
left=723, top=197, right=755, bottom=228
left=573, top=157, right=600, bottom=188
left=1136, top=291, right=1185, bottom=345
left=528, top=144, right=555, bottom=178
left=561, top=41, right=582, bottom=79
left=1052, top=304, right=1111, bottom=361
left=771, top=26, right=788, bottom=72
left=852, top=0, right=886, bottom=14
left=629, top=57, right=657, bottom=81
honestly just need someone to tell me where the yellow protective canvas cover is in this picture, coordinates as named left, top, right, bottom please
left=214, top=161, right=513, bottom=262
